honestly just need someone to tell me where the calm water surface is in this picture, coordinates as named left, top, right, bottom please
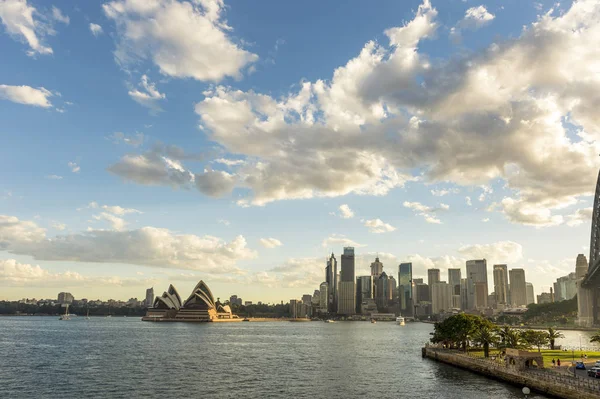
left=0, top=317, right=549, bottom=398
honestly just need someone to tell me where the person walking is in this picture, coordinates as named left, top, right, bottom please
left=552, top=359, right=556, bottom=367
left=557, top=359, right=561, bottom=367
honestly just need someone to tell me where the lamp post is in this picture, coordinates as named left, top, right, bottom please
left=522, top=387, right=530, bottom=398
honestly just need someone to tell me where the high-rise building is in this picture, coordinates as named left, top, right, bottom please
left=356, top=275, right=373, bottom=314
left=474, top=282, right=488, bottom=308
left=509, top=268, right=527, bottom=307
left=398, top=263, right=413, bottom=316
left=338, top=247, right=355, bottom=315
left=145, top=287, right=154, bottom=307
left=388, top=276, right=397, bottom=306
left=229, top=295, right=242, bottom=306
left=431, top=281, right=451, bottom=314
left=576, top=254, right=588, bottom=279
left=448, top=268, right=461, bottom=296
left=413, top=278, right=424, bottom=284
left=460, top=278, right=468, bottom=310
left=414, top=283, right=431, bottom=317
left=371, top=257, right=384, bottom=277
left=526, top=282, right=535, bottom=305
left=325, top=253, right=337, bottom=313
left=57, top=292, right=74, bottom=304
left=537, top=292, right=553, bottom=304
left=493, top=264, right=509, bottom=307
left=375, top=272, right=389, bottom=311
left=302, top=294, right=312, bottom=306
left=466, top=260, right=488, bottom=310
left=319, top=282, right=328, bottom=312
left=428, top=269, right=440, bottom=288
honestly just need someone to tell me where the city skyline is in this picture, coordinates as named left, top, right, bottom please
left=2, top=0, right=600, bottom=302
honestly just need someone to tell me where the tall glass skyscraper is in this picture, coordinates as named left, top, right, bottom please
left=398, top=262, right=413, bottom=316
left=325, top=253, right=337, bottom=313
left=338, top=247, right=355, bottom=315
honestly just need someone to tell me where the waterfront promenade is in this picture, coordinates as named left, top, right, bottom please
left=423, top=345, right=600, bottom=398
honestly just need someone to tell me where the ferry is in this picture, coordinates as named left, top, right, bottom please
left=370, top=319, right=376, bottom=324
left=324, top=319, right=335, bottom=323
left=396, top=316, right=405, bottom=326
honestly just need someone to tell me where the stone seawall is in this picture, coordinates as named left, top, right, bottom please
left=423, top=347, right=600, bottom=399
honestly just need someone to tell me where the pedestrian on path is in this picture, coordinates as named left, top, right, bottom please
left=557, top=359, right=561, bottom=367
left=552, top=359, right=556, bottom=367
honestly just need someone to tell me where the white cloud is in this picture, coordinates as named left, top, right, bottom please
left=0, top=215, right=257, bottom=273
left=322, top=234, right=365, bottom=249
left=109, top=132, right=144, bottom=147
left=566, top=207, right=593, bottom=227
left=128, top=75, right=165, bottom=112
left=259, top=237, right=283, bottom=248
left=458, top=241, right=523, bottom=264
left=451, top=5, right=495, bottom=41
left=93, top=212, right=127, bottom=231
left=213, top=158, right=245, bottom=167
left=46, top=174, right=62, bottom=180
left=218, top=219, right=230, bottom=226
left=479, top=185, right=493, bottom=202
left=466, top=196, right=472, bottom=206
left=0, top=84, right=53, bottom=107
left=495, top=197, right=564, bottom=227
left=51, top=6, right=69, bottom=25
left=364, top=218, right=396, bottom=233
left=338, top=204, right=354, bottom=219
left=89, top=23, right=103, bottom=37
left=431, top=188, right=459, bottom=197
left=101, top=204, right=141, bottom=216
left=482, top=218, right=490, bottom=223
left=52, top=222, right=66, bottom=231
left=403, top=201, right=448, bottom=224
left=68, top=161, right=80, bottom=173
left=103, top=0, right=258, bottom=82
left=0, top=0, right=53, bottom=55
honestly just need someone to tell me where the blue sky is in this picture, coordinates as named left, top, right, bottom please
left=1, top=0, right=598, bottom=303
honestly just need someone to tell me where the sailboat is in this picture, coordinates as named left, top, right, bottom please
left=85, top=309, right=90, bottom=320
left=59, top=304, right=71, bottom=321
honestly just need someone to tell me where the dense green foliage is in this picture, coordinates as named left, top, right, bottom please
left=591, top=331, right=600, bottom=344
left=430, top=314, right=495, bottom=350
left=522, top=296, right=577, bottom=324
left=520, top=330, right=549, bottom=352
left=228, top=302, right=291, bottom=318
left=547, top=327, right=564, bottom=350
left=472, top=325, right=499, bottom=357
left=0, top=302, right=146, bottom=317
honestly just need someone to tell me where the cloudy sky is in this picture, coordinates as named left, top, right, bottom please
left=1, top=0, right=599, bottom=303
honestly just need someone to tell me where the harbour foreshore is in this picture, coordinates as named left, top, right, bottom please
left=422, top=346, right=600, bottom=399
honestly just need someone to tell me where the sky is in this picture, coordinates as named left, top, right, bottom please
left=1, top=0, right=599, bottom=303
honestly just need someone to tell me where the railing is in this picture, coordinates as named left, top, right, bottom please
left=428, top=348, right=600, bottom=394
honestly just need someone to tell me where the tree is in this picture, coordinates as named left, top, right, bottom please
left=498, top=326, right=522, bottom=349
left=590, top=330, right=600, bottom=344
left=430, top=314, right=495, bottom=351
left=472, top=325, right=499, bottom=358
left=521, top=330, right=549, bottom=352
left=547, top=327, right=564, bottom=350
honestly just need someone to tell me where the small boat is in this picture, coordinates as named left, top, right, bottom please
left=396, top=316, right=405, bottom=326
left=243, top=318, right=250, bottom=322
left=371, top=319, right=376, bottom=324
left=324, top=319, right=335, bottom=323
left=85, top=309, right=90, bottom=320
left=105, top=314, right=112, bottom=318
left=59, top=305, right=71, bottom=321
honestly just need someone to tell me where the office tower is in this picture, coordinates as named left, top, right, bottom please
left=576, top=253, right=588, bottom=278
left=375, top=272, right=389, bottom=311
left=460, top=278, right=468, bottom=310
left=413, top=278, right=424, bottom=284
left=428, top=269, right=440, bottom=287
left=302, top=294, right=312, bottom=306
left=509, top=268, right=527, bottom=307
left=452, top=294, right=461, bottom=309
left=371, top=257, right=383, bottom=277
left=414, top=283, right=431, bottom=317
left=493, top=264, right=509, bottom=307
left=388, top=276, right=397, bottom=308
left=319, top=282, right=328, bottom=312
left=537, top=292, right=552, bottom=304
left=338, top=247, right=356, bottom=315
left=229, top=295, right=242, bottom=306
left=431, top=281, right=451, bottom=314
left=526, top=282, right=535, bottom=305
left=145, top=287, right=154, bottom=307
left=487, top=293, right=496, bottom=309
left=448, top=268, right=461, bottom=296
left=57, top=292, right=74, bottom=304
left=474, top=282, right=488, bottom=308
left=356, top=275, right=373, bottom=314
left=466, top=259, right=488, bottom=310
left=398, top=262, right=413, bottom=316
left=325, top=253, right=337, bottom=313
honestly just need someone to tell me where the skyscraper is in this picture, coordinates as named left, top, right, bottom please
left=57, top=292, right=74, bottom=305
left=398, top=262, right=413, bottom=316
left=371, top=257, right=383, bottom=277
left=356, top=275, right=373, bottom=314
left=448, top=268, right=461, bottom=296
left=338, top=247, right=355, bottom=315
left=319, top=282, right=328, bottom=312
left=493, top=264, right=509, bottom=307
left=509, top=268, right=527, bottom=307
left=526, top=282, right=535, bottom=305
left=325, top=253, right=337, bottom=313
left=427, top=268, right=440, bottom=287
left=576, top=254, right=588, bottom=279
left=145, top=287, right=154, bottom=307
left=466, top=259, right=488, bottom=310
left=375, top=272, right=389, bottom=311
left=431, top=281, right=451, bottom=314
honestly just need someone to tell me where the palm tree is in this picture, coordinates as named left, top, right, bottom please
left=499, top=325, right=522, bottom=349
left=590, top=330, right=600, bottom=344
left=473, top=325, right=499, bottom=358
left=547, top=327, right=564, bottom=350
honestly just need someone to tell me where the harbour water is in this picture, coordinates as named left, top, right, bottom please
left=0, top=317, right=551, bottom=398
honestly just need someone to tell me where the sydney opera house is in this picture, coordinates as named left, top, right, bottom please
left=142, top=280, right=234, bottom=322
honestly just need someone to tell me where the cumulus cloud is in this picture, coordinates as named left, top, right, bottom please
left=0, top=258, right=157, bottom=287
left=566, top=207, right=593, bottom=227
left=212, top=158, right=245, bottom=167
left=259, top=237, right=283, bottom=248
left=100, top=204, right=141, bottom=216
left=92, top=212, right=127, bottom=231
left=403, top=201, right=448, bottom=224
left=103, top=0, right=258, bottom=81
left=68, top=161, right=80, bottom=173
left=0, top=84, right=53, bottom=107
left=195, top=169, right=236, bottom=197
left=0, top=0, right=55, bottom=55
left=338, top=204, right=354, bottom=219
left=105, top=0, right=600, bottom=225
left=431, top=188, right=459, bottom=197
left=0, top=215, right=256, bottom=273
left=109, top=132, right=144, bottom=147
left=466, top=196, right=472, bottom=206
left=458, top=241, right=523, bottom=264
left=322, top=234, right=365, bottom=249
left=89, top=23, right=103, bottom=37
left=128, top=75, right=165, bottom=112
left=52, top=222, right=66, bottom=231
left=51, top=6, right=68, bottom=25
left=46, top=174, right=63, bottom=180
left=450, top=5, right=495, bottom=42
left=364, top=218, right=396, bottom=233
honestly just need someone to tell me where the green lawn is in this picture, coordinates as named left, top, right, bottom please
left=470, top=348, right=600, bottom=366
